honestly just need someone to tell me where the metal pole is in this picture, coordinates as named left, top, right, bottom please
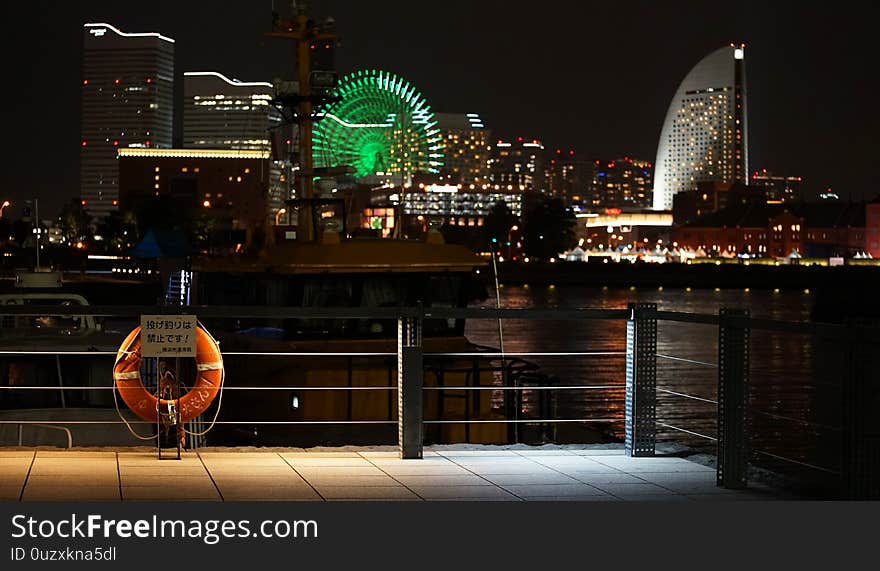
left=490, top=249, right=513, bottom=441
left=717, top=308, right=749, bottom=489
left=397, top=311, right=423, bottom=459
left=841, top=319, right=880, bottom=499
left=34, top=198, right=40, bottom=270
left=625, top=302, right=657, bottom=457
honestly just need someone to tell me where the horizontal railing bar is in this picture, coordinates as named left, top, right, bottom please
left=0, top=419, right=622, bottom=425
left=423, top=385, right=625, bottom=390
left=424, top=352, right=626, bottom=357
left=0, top=420, right=396, bottom=425
left=752, top=449, right=840, bottom=475
left=0, top=386, right=399, bottom=391
left=0, top=305, right=630, bottom=320
left=424, top=419, right=623, bottom=424
left=657, top=422, right=718, bottom=441
left=656, top=354, right=718, bottom=368
left=750, top=409, right=841, bottom=432
left=657, top=388, right=718, bottom=404
left=0, top=349, right=624, bottom=358
left=0, top=385, right=625, bottom=391
left=651, top=311, right=719, bottom=326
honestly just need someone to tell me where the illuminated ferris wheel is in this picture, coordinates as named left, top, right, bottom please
left=312, top=69, right=444, bottom=179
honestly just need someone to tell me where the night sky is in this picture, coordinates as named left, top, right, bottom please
left=3, top=1, right=876, bottom=217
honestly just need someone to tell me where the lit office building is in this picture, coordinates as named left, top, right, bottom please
left=183, top=71, right=283, bottom=151
left=652, top=44, right=748, bottom=210
left=750, top=168, right=803, bottom=203
left=363, top=184, right=523, bottom=237
left=80, top=23, right=174, bottom=217
left=490, top=138, right=546, bottom=192
left=546, top=149, right=590, bottom=204
left=589, top=157, right=654, bottom=208
left=434, top=113, right=491, bottom=185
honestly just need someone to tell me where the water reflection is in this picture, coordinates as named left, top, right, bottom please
left=465, top=285, right=842, bottom=488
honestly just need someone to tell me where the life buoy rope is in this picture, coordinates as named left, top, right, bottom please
left=112, top=322, right=224, bottom=440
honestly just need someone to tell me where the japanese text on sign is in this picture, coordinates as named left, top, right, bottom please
left=140, top=315, right=198, bottom=357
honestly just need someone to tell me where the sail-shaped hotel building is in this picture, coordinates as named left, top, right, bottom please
left=652, top=44, right=748, bottom=210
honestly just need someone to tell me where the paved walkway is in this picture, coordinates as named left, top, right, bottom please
left=0, top=446, right=784, bottom=501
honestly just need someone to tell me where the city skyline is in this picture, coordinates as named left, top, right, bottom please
left=2, top=1, right=875, bottom=217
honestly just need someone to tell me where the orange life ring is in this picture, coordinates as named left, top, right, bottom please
left=113, top=324, right=223, bottom=423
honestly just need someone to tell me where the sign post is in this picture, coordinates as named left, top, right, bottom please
left=140, top=315, right=198, bottom=459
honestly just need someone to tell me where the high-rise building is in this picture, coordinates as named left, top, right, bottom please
left=588, top=157, right=654, bottom=208
left=434, top=113, right=491, bottom=185
left=183, top=71, right=283, bottom=151
left=80, top=23, right=174, bottom=217
left=545, top=149, right=590, bottom=204
left=490, top=137, right=545, bottom=193
left=750, top=168, right=803, bottom=203
left=652, top=44, right=748, bottom=210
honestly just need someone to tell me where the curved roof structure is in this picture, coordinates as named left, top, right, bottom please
left=652, top=45, right=748, bottom=210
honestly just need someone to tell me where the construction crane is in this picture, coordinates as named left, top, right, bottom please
left=267, top=1, right=339, bottom=242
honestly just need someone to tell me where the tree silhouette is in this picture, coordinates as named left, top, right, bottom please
left=521, top=196, right=576, bottom=261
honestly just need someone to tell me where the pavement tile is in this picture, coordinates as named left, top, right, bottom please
left=619, top=494, right=693, bottom=502
left=26, top=474, right=119, bottom=487
left=0, top=486, right=23, bottom=501
left=483, top=473, right=580, bottom=486
left=501, top=484, right=607, bottom=498
left=122, top=486, right=220, bottom=501
left=568, top=473, right=646, bottom=485
left=407, top=485, right=519, bottom=500
left=284, top=457, right=373, bottom=467
left=593, top=483, right=680, bottom=497
left=218, top=485, right=321, bottom=501
left=23, top=485, right=119, bottom=501
left=0, top=451, right=36, bottom=458
left=316, top=486, right=420, bottom=500
left=523, top=495, right=621, bottom=502
left=391, top=474, right=492, bottom=487
left=299, top=475, right=400, bottom=487
left=294, top=466, right=386, bottom=477
left=368, top=464, right=471, bottom=476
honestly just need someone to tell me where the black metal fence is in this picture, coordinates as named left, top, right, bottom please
left=0, top=303, right=877, bottom=498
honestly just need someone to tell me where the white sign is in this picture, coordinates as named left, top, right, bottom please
left=140, top=315, right=198, bottom=357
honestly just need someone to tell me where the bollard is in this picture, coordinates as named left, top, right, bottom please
left=841, top=320, right=880, bottom=499
left=717, top=308, right=749, bottom=489
left=398, top=314, right=424, bottom=459
left=625, top=302, right=657, bottom=457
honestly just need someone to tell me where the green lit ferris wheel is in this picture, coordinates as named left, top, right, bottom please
left=313, top=69, right=444, bottom=179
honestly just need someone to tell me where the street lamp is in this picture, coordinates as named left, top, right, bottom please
left=0, top=200, right=9, bottom=219
left=507, top=225, right=519, bottom=259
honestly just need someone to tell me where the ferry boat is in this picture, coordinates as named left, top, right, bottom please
left=185, top=223, right=545, bottom=447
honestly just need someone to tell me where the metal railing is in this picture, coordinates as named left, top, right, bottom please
left=0, top=303, right=876, bottom=498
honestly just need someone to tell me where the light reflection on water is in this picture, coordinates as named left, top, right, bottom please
left=465, top=285, right=842, bottom=482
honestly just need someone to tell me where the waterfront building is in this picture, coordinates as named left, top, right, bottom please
left=362, top=183, right=523, bottom=237
left=117, top=149, right=285, bottom=247
left=80, top=23, right=174, bottom=218
left=434, top=113, right=491, bottom=185
left=588, top=157, right=654, bottom=208
left=673, top=199, right=880, bottom=258
left=652, top=44, right=748, bottom=210
left=750, top=168, right=804, bottom=203
left=489, top=138, right=546, bottom=193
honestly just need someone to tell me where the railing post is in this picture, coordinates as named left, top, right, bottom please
left=398, top=311, right=423, bottom=459
left=625, top=302, right=657, bottom=457
left=841, top=320, right=880, bottom=499
left=717, top=308, right=750, bottom=489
